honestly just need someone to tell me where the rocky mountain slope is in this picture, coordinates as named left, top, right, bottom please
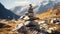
left=36, top=5, right=60, bottom=19
left=0, top=5, right=60, bottom=34
left=0, top=3, right=20, bottom=20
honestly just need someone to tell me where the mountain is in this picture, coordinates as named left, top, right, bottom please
left=11, top=6, right=28, bottom=16
left=36, top=0, right=60, bottom=14
left=11, top=0, right=60, bottom=16
left=0, top=3, right=20, bottom=20
left=11, top=6, right=22, bottom=14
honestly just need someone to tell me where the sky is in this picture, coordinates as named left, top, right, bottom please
left=0, top=0, right=41, bottom=9
left=0, top=0, right=60, bottom=9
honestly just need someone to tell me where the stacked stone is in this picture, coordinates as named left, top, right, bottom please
left=27, top=4, right=34, bottom=18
